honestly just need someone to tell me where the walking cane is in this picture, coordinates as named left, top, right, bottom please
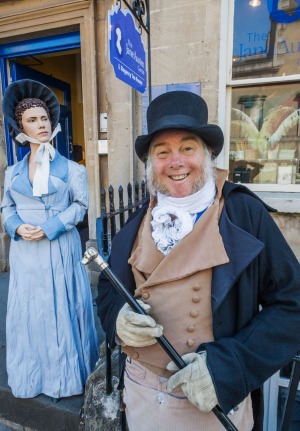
left=279, top=352, right=300, bottom=431
left=82, top=247, right=238, bottom=431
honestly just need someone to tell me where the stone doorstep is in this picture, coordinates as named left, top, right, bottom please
left=0, top=351, right=123, bottom=431
left=0, top=269, right=116, bottom=431
left=0, top=383, right=83, bottom=431
left=0, top=417, right=36, bottom=431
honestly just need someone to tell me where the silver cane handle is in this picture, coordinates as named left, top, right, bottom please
left=81, top=247, right=108, bottom=271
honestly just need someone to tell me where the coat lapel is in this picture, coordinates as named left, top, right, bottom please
left=130, top=198, right=229, bottom=287
left=50, top=151, right=68, bottom=183
left=127, top=207, right=165, bottom=274
left=128, top=170, right=230, bottom=287
left=110, top=205, right=148, bottom=273
left=10, top=150, right=68, bottom=199
left=11, top=154, right=38, bottom=200
left=111, top=179, right=265, bottom=312
left=211, top=208, right=265, bottom=313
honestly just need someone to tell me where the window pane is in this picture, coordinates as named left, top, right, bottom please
left=277, top=358, right=300, bottom=431
left=233, top=0, right=300, bottom=79
left=230, top=83, right=300, bottom=184
left=277, top=387, right=300, bottom=431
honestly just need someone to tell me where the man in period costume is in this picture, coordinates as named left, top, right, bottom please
left=97, top=91, right=300, bottom=430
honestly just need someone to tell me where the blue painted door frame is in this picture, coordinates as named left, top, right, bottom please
left=0, top=32, right=80, bottom=165
left=10, top=61, right=73, bottom=161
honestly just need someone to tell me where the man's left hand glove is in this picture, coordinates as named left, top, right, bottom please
left=166, top=351, right=218, bottom=412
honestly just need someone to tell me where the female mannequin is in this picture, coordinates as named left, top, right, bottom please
left=1, top=80, right=99, bottom=401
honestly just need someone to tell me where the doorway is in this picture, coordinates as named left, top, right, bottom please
left=9, top=61, right=73, bottom=161
left=0, top=31, right=88, bottom=249
left=0, top=31, right=83, bottom=166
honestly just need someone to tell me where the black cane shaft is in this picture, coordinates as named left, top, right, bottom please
left=280, top=355, right=300, bottom=431
left=102, top=265, right=238, bottom=431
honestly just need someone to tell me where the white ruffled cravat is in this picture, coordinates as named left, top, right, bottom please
left=151, top=177, right=216, bottom=255
left=15, top=124, right=61, bottom=197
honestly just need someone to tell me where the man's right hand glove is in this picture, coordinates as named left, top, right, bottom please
left=166, top=351, right=218, bottom=412
left=116, top=300, right=163, bottom=347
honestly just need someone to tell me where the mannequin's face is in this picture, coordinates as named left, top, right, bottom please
left=21, top=106, right=52, bottom=143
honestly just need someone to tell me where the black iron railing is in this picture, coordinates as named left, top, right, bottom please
left=96, top=181, right=149, bottom=431
left=96, top=181, right=148, bottom=258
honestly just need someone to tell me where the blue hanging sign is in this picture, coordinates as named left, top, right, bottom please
left=267, top=0, right=300, bottom=24
left=108, top=5, right=147, bottom=93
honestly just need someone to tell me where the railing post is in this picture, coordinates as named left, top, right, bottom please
left=119, top=186, right=125, bottom=228
left=127, top=183, right=133, bottom=216
left=100, top=188, right=109, bottom=256
left=134, top=181, right=140, bottom=211
left=105, top=337, right=112, bottom=395
left=109, top=185, right=116, bottom=239
left=141, top=179, right=146, bottom=200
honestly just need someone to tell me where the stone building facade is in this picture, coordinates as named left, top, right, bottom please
left=0, top=1, right=299, bottom=428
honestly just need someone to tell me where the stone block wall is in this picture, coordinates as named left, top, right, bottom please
left=272, top=213, right=300, bottom=261
left=0, top=116, right=9, bottom=272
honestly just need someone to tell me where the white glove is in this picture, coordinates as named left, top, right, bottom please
left=116, top=300, right=163, bottom=347
left=167, top=351, right=218, bottom=412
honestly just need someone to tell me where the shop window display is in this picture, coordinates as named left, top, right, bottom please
left=230, top=1, right=300, bottom=187
left=229, top=83, right=300, bottom=185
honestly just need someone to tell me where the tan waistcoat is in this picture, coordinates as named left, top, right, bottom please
left=124, top=170, right=229, bottom=376
left=123, top=170, right=254, bottom=431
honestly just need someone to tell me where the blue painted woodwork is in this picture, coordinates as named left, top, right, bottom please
left=0, top=32, right=79, bottom=165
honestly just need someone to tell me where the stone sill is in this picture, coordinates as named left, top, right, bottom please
left=253, top=192, right=300, bottom=214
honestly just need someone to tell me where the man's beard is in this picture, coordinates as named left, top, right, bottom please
left=145, top=149, right=216, bottom=197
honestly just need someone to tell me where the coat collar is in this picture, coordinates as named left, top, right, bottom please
left=110, top=182, right=265, bottom=313
left=11, top=150, right=68, bottom=199
left=129, top=196, right=229, bottom=287
left=222, top=181, right=277, bottom=212
left=129, top=168, right=229, bottom=286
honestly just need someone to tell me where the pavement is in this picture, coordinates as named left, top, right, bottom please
left=0, top=270, right=105, bottom=431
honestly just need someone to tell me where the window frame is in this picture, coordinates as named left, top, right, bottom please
left=222, top=1, right=300, bottom=428
left=224, top=0, right=300, bottom=194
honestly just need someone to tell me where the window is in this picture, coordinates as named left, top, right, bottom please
left=230, top=82, right=300, bottom=185
left=229, top=0, right=300, bottom=190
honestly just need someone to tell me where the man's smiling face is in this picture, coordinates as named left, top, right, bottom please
left=149, top=129, right=208, bottom=198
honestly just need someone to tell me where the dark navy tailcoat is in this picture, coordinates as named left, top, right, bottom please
left=97, top=181, right=300, bottom=430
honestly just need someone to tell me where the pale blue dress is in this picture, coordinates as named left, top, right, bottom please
left=0, top=150, right=99, bottom=399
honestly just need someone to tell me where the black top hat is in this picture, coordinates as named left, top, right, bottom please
left=2, top=79, right=60, bottom=140
left=135, top=91, right=224, bottom=161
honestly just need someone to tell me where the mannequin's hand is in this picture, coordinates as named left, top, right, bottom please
left=116, top=300, right=163, bottom=347
left=167, top=352, right=218, bottom=412
left=16, top=224, right=45, bottom=241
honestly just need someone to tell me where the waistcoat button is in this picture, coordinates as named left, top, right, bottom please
left=187, top=325, right=195, bottom=332
left=142, top=292, right=150, bottom=300
left=156, top=393, right=165, bottom=404
left=193, top=286, right=200, bottom=291
left=192, top=296, right=200, bottom=303
left=190, top=310, right=199, bottom=318
left=132, top=352, right=139, bottom=359
left=187, top=339, right=195, bottom=347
